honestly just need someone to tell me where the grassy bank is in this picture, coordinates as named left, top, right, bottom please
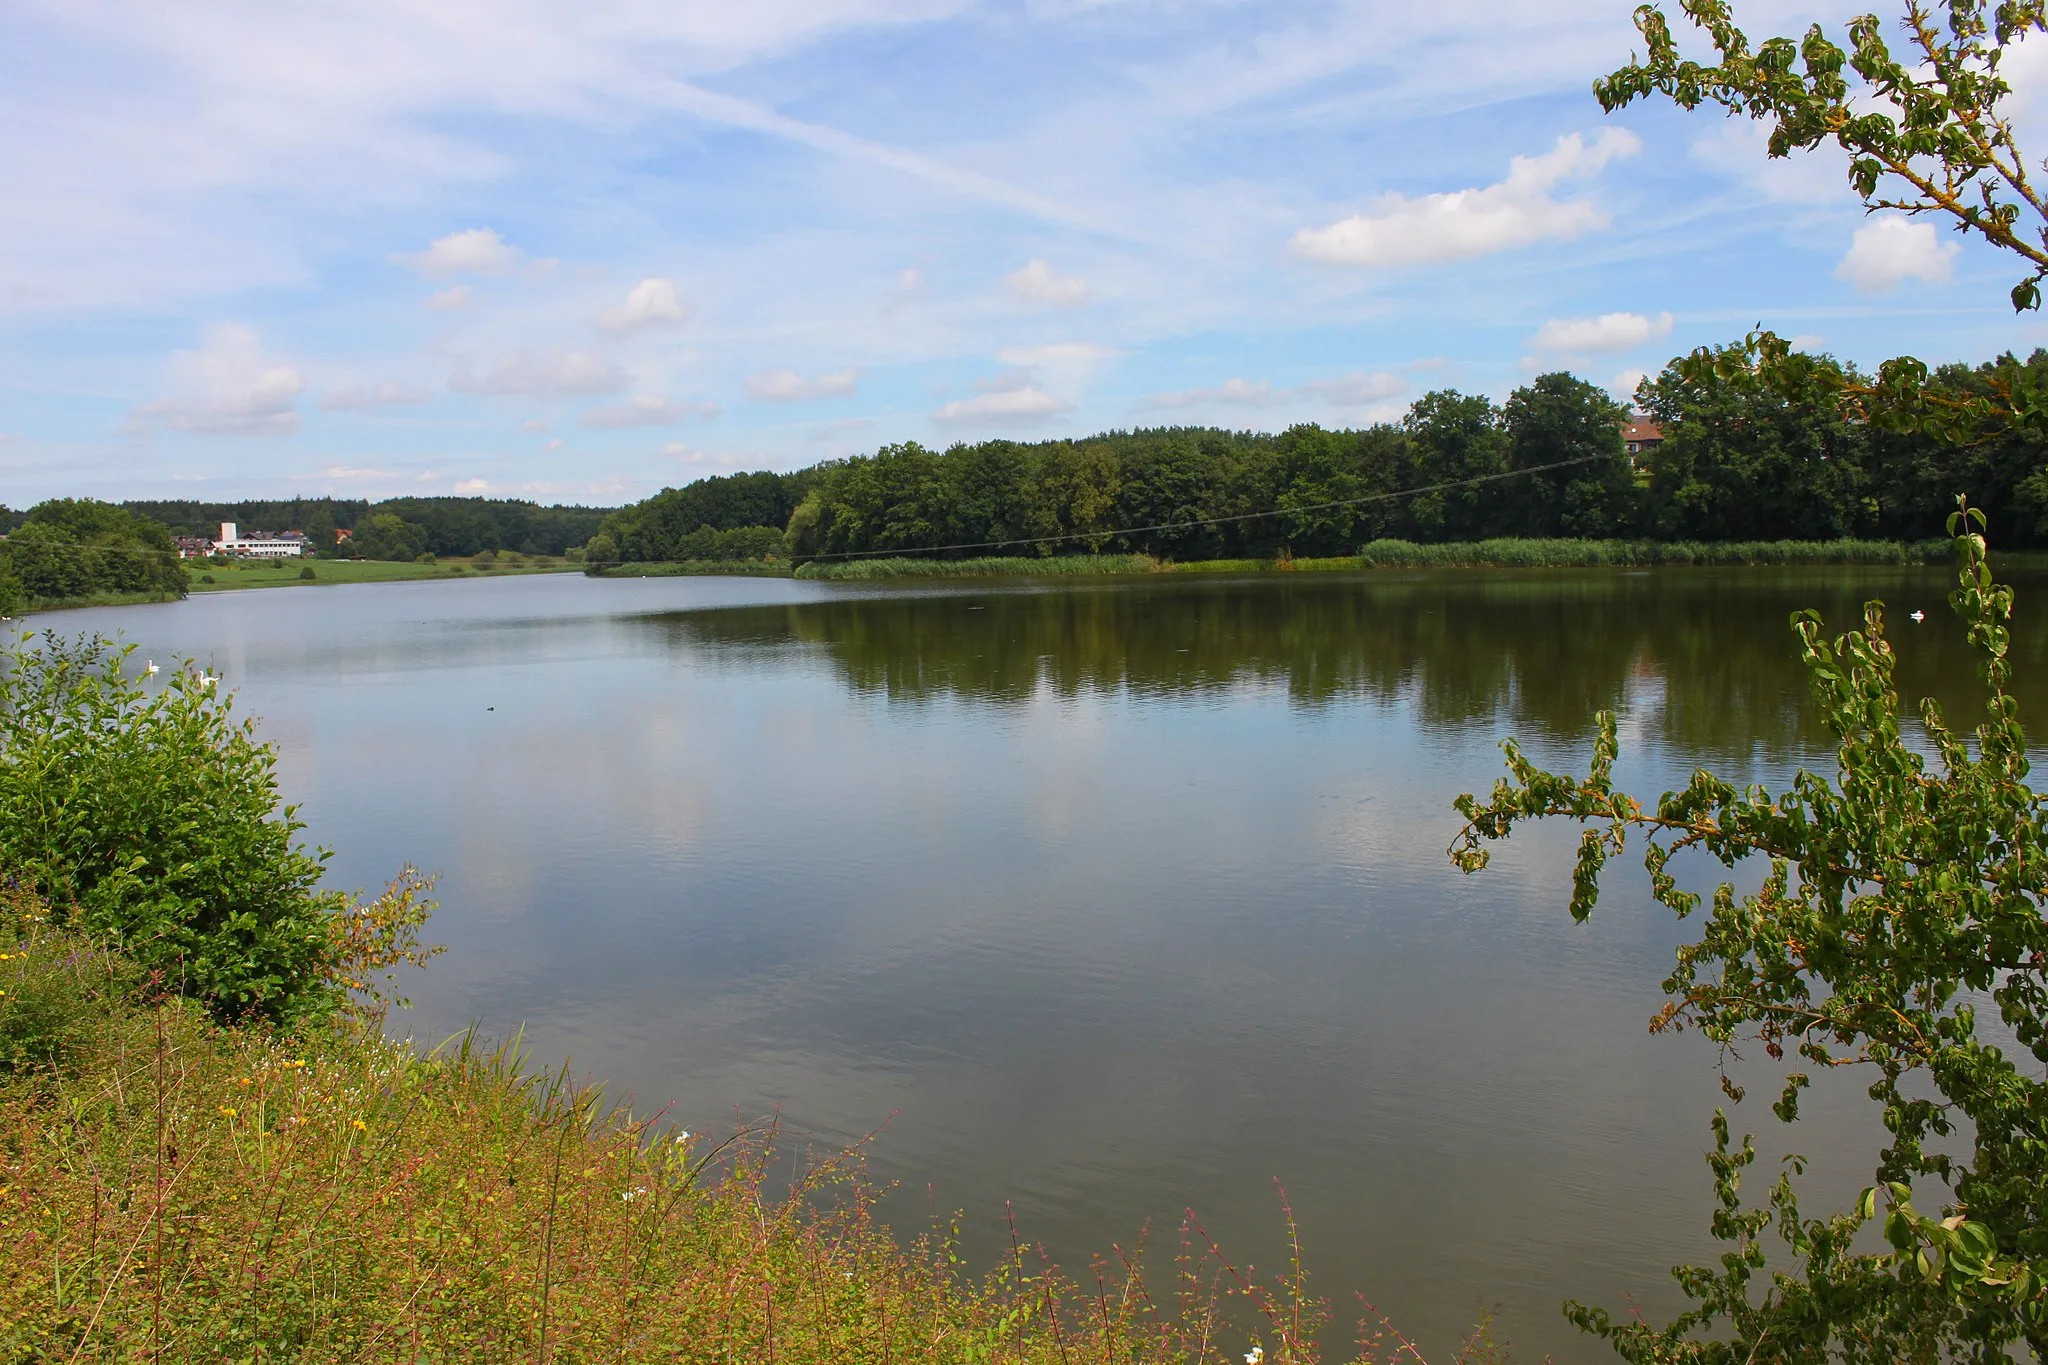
left=187, top=557, right=581, bottom=592
left=0, top=912, right=1386, bottom=1364
left=12, top=588, right=185, bottom=615
left=789, top=538, right=1947, bottom=580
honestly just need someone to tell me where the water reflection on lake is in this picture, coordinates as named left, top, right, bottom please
left=44, top=563, right=2024, bottom=1361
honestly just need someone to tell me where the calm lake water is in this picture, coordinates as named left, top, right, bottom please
left=44, top=564, right=2034, bottom=1361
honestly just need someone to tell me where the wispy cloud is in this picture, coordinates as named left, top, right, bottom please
left=581, top=394, right=721, bottom=427
left=449, top=352, right=629, bottom=398
left=321, top=380, right=433, bottom=411
left=747, top=367, right=862, bottom=401
left=1005, top=260, right=1090, bottom=306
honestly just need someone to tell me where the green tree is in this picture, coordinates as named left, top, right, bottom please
left=1503, top=373, right=1639, bottom=537
left=1402, top=390, right=1510, bottom=540
left=351, top=512, right=430, bottom=562
left=1639, top=349, right=1874, bottom=540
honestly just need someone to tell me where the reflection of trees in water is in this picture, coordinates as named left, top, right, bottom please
left=654, top=569, right=2048, bottom=765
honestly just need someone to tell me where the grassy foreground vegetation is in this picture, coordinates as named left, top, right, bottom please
left=1, top=911, right=1421, bottom=1363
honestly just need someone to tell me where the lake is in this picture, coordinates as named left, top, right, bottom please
left=41, top=563, right=2026, bottom=1361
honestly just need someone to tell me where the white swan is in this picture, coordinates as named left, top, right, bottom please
left=145, top=659, right=159, bottom=676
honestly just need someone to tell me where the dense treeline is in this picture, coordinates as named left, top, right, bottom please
left=128, top=497, right=610, bottom=559
left=0, top=499, right=185, bottom=612
left=588, top=470, right=820, bottom=565
left=594, top=350, right=2048, bottom=566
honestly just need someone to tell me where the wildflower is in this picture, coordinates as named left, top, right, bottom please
left=1245, top=1348, right=1264, bottom=1365
left=351, top=1118, right=368, bottom=1131
left=218, top=1106, right=238, bottom=1120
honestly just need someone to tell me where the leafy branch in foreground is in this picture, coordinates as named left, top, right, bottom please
left=1597, top=0, right=2048, bottom=437
left=1451, top=501, right=2048, bottom=1362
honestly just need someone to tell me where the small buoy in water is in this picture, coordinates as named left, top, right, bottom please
left=486, top=706, right=495, bottom=711
left=1910, top=610, right=1926, bottom=623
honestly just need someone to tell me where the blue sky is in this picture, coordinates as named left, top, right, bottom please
left=5, top=0, right=2047, bottom=506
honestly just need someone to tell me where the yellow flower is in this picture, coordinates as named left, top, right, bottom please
left=351, top=1118, right=368, bottom=1131
left=218, top=1106, right=238, bottom=1119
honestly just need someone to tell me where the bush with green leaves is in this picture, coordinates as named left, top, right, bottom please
left=0, top=633, right=343, bottom=1023
left=1453, top=504, right=2048, bottom=1360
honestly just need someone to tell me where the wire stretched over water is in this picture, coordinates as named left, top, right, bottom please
left=797, top=453, right=1612, bottom=563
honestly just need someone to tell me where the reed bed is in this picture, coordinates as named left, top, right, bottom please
left=1353, top=537, right=1946, bottom=568
left=0, top=920, right=1488, bottom=1364
left=796, top=554, right=1155, bottom=580
left=588, top=559, right=797, bottom=578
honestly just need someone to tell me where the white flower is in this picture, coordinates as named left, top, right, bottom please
left=1245, top=1348, right=1264, bottom=1365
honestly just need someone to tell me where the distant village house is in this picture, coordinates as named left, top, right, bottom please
left=214, top=522, right=309, bottom=559
left=1622, top=418, right=1665, bottom=459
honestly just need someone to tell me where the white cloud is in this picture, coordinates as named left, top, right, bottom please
left=1531, top=311, right=1674, bottom=353
left=1835, top=216, right=1960, bottom=293
left=1301, top=370, right=1408, bottom=405
left=580, top=393, right=721, bottom=427
left=1005, top=259, right=1090, bottom=306
left=522, top=418, right=549, bottom=432
left=1610, top=368, right=1649, bottom=400
left=996, top=342, right=1121, bottom=366
left=426, top=285, right=472, bottom=310
left=746, top=366, right=862, bottom=401
left=595, top=277, right=688, bottom=334
left=400, top=228, right=521, bottom=277
left=1147, top=377, right=1285, bottom=409
left=544, top=437, right=564, bottom=451
left=933, top=386, right=1069, bottom=424
left=453, top=477, right=491, bottom=494
left=127, top=323, right=303, bottom=437
left=449, top=351, right=628, bottom=397
left=1291, top=129, right=1642, bottom=268
left=320, top=380, right=432, bottom=411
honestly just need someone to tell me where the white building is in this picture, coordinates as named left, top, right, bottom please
left=218, top=521, right=306, bottom=558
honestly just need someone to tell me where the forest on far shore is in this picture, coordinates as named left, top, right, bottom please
left=590, top=347, right=2048, bottom=566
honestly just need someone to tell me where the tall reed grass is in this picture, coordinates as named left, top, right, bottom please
left=1353, top=537, right=1946, bottom=568
left=790, top=540, right=1947, bottom=580
left=796, top=554, right=1155, bottom=580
